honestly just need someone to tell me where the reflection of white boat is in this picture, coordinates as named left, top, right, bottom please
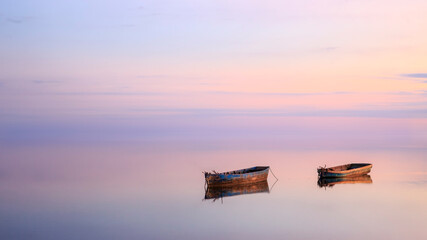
left=317, top=175, right=372, bottom=188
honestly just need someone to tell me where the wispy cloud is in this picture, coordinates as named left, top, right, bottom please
left=54, top=90, right=427, bottom=97
left=32, top=80, right=62, bottom=84
left=400, top=73, right=427, bottom=79
left=135, top=74, right=212, bottom=85
left=6, top=18, right=23, bottom=24
left=136, top=75, right=173, bottom=79
left=5, top=16, right=34, bottom=24
left=208, top=91, right=354, bottom=96
left=390, top=101, right=427, bottom=107
left=136, top=74, right=205, bottom=80
left=53, top=91, right=165, bottom=96
left=383, top=91, right=426, bottom=96
left=129, top=107, right=427, bottom=118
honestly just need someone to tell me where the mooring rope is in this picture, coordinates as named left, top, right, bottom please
left=269, top=167, right=279, bottom=181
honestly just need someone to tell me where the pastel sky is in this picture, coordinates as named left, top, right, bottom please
left=0, top=0, right=426, bottom=142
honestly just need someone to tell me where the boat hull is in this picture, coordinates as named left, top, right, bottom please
left=205, top=166, right=269, bottom=186
left=317, top=163, right=372, bottom=178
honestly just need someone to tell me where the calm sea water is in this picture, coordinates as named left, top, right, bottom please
left=1, top=138, right=426, bottom=240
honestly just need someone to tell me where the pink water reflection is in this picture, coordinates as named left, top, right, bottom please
left=1, top=142, right=426, bottom=240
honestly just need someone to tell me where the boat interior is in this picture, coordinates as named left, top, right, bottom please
left=326, top=163, right=371, bottom=171
left=221, top=166, right=269, bottom=175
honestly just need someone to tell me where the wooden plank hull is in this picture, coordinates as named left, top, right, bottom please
left=204, top=180, right=269, bottom=200
left=204, top=166, right=269, bottom=186
left=317, top=163, right=372, bottom=178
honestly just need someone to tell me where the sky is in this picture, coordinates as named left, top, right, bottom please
left=0, top=0, right=426, bottom=143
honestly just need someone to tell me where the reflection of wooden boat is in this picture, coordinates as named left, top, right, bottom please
left=317, top=175, right=372, bottom=188
left=205, top=180, right=269, bottom=200
left=317, top=163, right=372, bottom=178
left=204, top=166, right=269, bottom=186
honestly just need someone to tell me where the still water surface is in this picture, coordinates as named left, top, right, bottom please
left=1, top=141, right=426, bottom=240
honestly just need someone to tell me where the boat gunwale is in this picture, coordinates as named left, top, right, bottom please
left=321, top=163, right=372, bottom=174
left=205, top=166, right=270, bottom=176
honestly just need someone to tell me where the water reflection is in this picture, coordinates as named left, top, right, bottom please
left=204, top=180, right=270, bottom=202
left=317, top=175, right=373, bottom=188
left=2, top=143, right=427, bottom=240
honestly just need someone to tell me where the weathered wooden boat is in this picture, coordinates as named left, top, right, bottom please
left=204, top=180, right=269, bottom=200
left=317, top=175, right=372, bottom=188
left=317, top=163, right=372, bottom=178
left=204, top=166, right=269, bottom=186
